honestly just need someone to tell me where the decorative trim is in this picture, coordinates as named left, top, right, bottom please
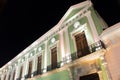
left=70, top=23, right=88, bottom=52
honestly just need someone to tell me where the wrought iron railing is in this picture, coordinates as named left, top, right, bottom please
left=63, top=40, right=105, bottom=62
left=25, top=40, right=105, bottom=79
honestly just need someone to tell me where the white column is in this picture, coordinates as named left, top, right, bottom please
left=32, top=56, right=37, bottom=77
left=24, top=56, right=29, bottom=78
left=5, top=71, right=9, bottom=80
left=11, top=67, right=16, bottom=80
left=65, top=28, right=71, bottom=63
left=85, top=11, right=100, bottom=42
left=21, top=63, right=26, bottom=80
left=7, top=70, right=11, bottom=80
left=59, top=30, right=65, bottom=66
left=1, top=75, right=3, bottom=80
left=32, top=48, right=37, bottom=76
left=1, top=75, right=4, bottom=80
left=15, top=66, right=19, bottom=80
left=43, top=41, right=48, bottom=73
left=10, top=70, right=14, bottom=80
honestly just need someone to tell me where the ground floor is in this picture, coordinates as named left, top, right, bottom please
left=27, top=49, right=110, bottom=80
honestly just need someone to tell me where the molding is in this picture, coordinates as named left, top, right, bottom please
left=70, top=23, right=88, bottom=52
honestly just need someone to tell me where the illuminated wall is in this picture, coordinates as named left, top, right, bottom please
left=0, top=1, right=117, bottom=80
left=100, top=23, right=120, bottom=80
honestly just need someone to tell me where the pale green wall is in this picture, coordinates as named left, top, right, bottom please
left=89, top=7, right=104, bottom=35
left=98, top=58, right=108, bottom=80
left=68, top=16, right=94, bottom=55
left=47, top=34, right=61, bottom=67
left=37, top=43, right=45, bottom=69
left=36, top=70, right=70, bottom=80
left=65, top=7, right=85, bottom=21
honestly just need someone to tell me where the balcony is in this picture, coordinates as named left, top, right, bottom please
left=67, top=40, right=106, bottom=61
left=26, top=40, right=105, bottom=80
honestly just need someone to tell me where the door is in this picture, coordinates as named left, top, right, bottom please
left=28, top=61, right=32, bottom=78
left=51, top=47, right=57, bottom=69
left=37, top=55, right=42, bottom=74
left=3, top=75, right=6, bottom=80
left=19, top=66, right=23, bottom=79
left=12, top=70, right=16, bottom=80
left=75, top=31, right=90, bottom=58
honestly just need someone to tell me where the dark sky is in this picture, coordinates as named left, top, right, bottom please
left=0, top=0, right=120, bottom=67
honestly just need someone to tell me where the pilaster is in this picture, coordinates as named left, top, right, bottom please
left=85, top=11, right=100, bottom=42
left=43, top=41, right=48, bottom=73
left=59, top=30, right=65, bottom=66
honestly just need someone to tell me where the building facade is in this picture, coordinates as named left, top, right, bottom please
left=0, top=1, right=120, bottom=80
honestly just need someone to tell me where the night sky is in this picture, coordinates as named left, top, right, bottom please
left=0, top=0, right=120, bottom=67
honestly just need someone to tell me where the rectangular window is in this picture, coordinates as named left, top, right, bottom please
left=28, top=61, right=32, bottom=78
left=51, top=47, right=57, bottom=69
left=37, top=55, right=42, bottom=74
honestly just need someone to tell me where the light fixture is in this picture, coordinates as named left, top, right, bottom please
left=30, top=53, right=33, bottom=57
left=38, top=47, right=42, bottom=52
left=51, top=37, right=56, bottom=43
left=74, top=21, right=80, bottom=28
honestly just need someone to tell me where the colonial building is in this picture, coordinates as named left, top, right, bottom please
left=0, top=1, right=120, bottom=80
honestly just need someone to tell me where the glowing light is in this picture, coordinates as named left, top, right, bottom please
left=43, top=69, right=47, bottom=73
left=51, top=37, right=56, bottom=43
left=38, top=47, right=42, bottom=52
left=74, top=21, right=80, bottom=28
left=30, top=53, right=33, bottom=57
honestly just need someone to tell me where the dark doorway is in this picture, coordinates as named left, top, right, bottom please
left=19, top=66, right=23, bottom=79
left=12, top=70, right=16, bottom=80
left=3, top=75, right=6, bottom=80
left=37, top=55, right=42, bottom=74
left=51, top=47, right=57, bottom=69
left=75, top=31, right=90, bottom=58
left=80, top=73, right=100, bottom=80
left=8, top=73, right=11, bottom=80
left=28, top=61, right=32, bottom=78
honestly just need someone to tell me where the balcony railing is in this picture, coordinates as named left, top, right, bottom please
left=63, top=40, right=105, bottom=61
left=25, top=40, right=105, bottom=79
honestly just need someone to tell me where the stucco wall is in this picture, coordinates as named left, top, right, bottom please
left=101, top=22, right=120, bottom=80
left=105, top=42, right=120, bottom=80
